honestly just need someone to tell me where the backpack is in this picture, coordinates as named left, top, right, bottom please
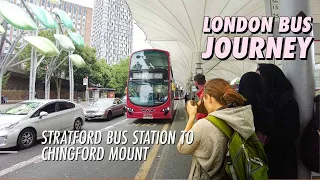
left=206, top=115, right=269, bottom=180
left=301, top=95, right=319, bottom=173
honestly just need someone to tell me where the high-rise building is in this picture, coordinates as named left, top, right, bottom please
left=1, top=0, right=92, bottom=55
left=91, top=0, right=133, bottom=64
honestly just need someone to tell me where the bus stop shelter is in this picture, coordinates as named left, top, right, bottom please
left=87, top=87, right=116, bottom=102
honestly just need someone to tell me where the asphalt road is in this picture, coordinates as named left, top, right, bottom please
left=0, top=100, right=192, bottom=179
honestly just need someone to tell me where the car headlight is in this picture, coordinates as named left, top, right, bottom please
left=98, top=109, right=106, bottom=113
left=0, top=122, right=19, bottom=131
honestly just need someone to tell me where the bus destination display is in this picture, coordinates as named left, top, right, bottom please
left=132, top=72, right=163, bottom=79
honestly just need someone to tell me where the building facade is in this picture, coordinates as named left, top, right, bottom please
left=1, top=0, right=92, bottom=55
left=91, top=0, right=133, bottom=64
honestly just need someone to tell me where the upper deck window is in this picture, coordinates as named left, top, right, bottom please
left=130, top=50, right=169, bottom=70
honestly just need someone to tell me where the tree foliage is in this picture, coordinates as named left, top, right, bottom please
left=73, top=46, right=111, bottom=92
left=2, top=73, right=10, bottom=89
left=108, top=58, right=129, bottom=96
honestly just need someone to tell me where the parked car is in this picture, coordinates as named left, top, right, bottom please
left=84, top=98, right=126, bottom=121
left=0, top=99, right=85, bottom=149
left=122, top=96, right=127, bottom=110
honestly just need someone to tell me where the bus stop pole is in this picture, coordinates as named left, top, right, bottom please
left=279, top=0, right=316, bottom=178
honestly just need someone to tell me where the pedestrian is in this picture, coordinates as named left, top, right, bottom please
left=184, top=93, right=189, bottom=103
left=257, top=63, right=300, bottom=179
left=238, top=72, right=275, bottom=145
left=193, top=74, right=208, bottom=120
left=177, top=78, right=254, bottom=180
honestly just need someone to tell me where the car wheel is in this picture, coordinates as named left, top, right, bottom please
left=122, top=108, right=126, bottom=116
left=17, top=128, right=36, bottom=150
left=107, top=111, right=112, bottom=121
left=73, top=118, right=82, bottom=131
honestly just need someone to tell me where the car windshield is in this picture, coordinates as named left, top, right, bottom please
left=0, top=102, right=41, bottom=115
left=92, top=99, right=113, bottom=106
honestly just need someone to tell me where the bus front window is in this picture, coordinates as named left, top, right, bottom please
left=130, top=50, right=168, bottom=70
left=128, top=81, right=169, bottom=107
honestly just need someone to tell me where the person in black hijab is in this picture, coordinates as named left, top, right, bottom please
left=257, top=63, right=300, bottom=179
left=238, top=72, right=275, bottom=145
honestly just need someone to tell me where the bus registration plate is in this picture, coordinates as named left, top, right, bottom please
left=143, top=114, right=153, bottom=119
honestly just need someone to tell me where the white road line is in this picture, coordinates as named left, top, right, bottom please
left=174, top=101, right=179, bottom=110
left=0, top=118, right=130, bottom=177
left=0, top=151, right=18, bottom=154
left=100, top=118, right=129, bottom=132
left=0, top=156, right=42, bottom=177
left=153, top=102, right=181, bottom=179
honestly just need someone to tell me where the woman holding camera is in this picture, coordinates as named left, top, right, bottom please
left=177, top=78, right=255, bottom=180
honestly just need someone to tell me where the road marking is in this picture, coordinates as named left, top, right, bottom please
left=0, top=151, right=18, bottom=154
left=174, top=101, right=179, bottom=110
left=99, top=118, right=129, bottom=132
left=0, top=156, right=42, bottom=177
left=153, top=103, right=181, bottom=179
left=0, top=118, right=130, bottom=177
left=134, top=123, right=169, bottom=180
left=126, top=123, right=157, bottom=127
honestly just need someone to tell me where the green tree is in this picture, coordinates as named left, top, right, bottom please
left=73, top=46, right=111, bottom=92
left=2, top=72, right=10, bottom=89
left=108, top=58, right=129, bottom=96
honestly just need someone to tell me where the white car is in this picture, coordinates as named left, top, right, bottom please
left=0, top=99, right=85, bottom=149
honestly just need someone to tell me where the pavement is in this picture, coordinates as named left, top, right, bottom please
left=0, top=100, right=192, bottom=179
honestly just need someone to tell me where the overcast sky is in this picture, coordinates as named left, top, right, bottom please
left=64, top=0, right=152, bottom=52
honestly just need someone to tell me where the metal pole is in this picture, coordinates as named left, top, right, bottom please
left=0, top=21, right=8, bottom=105
left=27, top=0, right=39, bottom=100
left=279, top=0, right=316, bottom=178
left=69, top=51, right=74, bottom=102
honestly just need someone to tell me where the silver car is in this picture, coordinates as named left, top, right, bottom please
left=0, top=99, right=85, bottom=149
left=84, top=98, right=126, bottom=121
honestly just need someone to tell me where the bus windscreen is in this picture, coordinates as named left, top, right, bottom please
left=128, top=81, right=169, bottom=107
left=130, top=50, right=168, bottom=70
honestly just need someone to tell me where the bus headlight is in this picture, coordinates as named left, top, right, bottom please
left=161, top=107, right=170, bottom=116
left=161, top=107, right=170, bottom=112
left=127, top=108, right=134, bottom=113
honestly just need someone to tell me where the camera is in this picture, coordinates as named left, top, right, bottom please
left=188, top=100, right=208, bottom=114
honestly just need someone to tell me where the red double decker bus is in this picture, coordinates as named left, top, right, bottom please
left=126, top=49, right=175, bottom=120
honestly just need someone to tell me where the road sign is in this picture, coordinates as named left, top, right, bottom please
left=270, top=0, right=279, bottom=21
left=296, top=11, right=307, bottom=18
left=83, top=77, right=88, bottom=85
left=297, top=11, right=307, bottom=28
